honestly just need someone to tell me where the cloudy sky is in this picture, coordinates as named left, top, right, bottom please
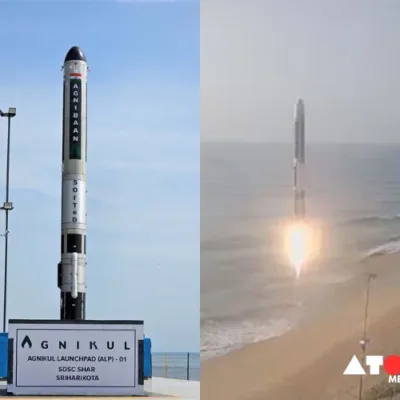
left=202, top=0, right=400, bottom=143
left=0, top=0, right=199, bottom=351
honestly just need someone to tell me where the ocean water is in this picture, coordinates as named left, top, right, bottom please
left=201, top=142, right=400, bottom=360
left=151, top=352, right=200, bottom=381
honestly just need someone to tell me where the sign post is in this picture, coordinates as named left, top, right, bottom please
left=7, top=319, right=144, bottom=396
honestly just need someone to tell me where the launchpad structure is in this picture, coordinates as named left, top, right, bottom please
left=6, top=47, right=145, bottom=397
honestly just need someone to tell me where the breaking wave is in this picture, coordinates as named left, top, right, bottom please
left=201, top=318, right=292, bottom=360
left=363, top=235, right=400, bottom=259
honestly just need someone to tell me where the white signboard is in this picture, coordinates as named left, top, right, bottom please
left=7, top=320, right=144, bottom=396
left=62, top=179, right=86, bottom=225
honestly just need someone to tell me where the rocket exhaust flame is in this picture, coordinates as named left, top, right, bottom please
left=284, top=220, right=319, bottom=278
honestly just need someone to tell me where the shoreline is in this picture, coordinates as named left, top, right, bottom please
left=201, top=250, right=378, bottom=362
left=201, top=253, right=400, bottom=400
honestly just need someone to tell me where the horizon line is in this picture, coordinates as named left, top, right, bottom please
left=200, top=140, right=400, bottom=146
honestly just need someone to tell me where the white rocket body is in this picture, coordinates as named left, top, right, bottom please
left=58, top=46, right=88, bottom=320
left=294, top=99, right=306, bottom=218
left=71, top=252, right=78, bottom=299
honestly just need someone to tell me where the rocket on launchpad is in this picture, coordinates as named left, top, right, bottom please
left=58, top=46, right=89, bottom=320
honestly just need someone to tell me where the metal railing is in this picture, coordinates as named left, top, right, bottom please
left=151, top=352, right=200, bottom=381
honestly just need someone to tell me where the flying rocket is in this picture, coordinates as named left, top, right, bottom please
left=294, top=98, right=305, bottom=218
left=288, top=100, right=320, bottom=278
left=57, top=46, right=88, bottom=320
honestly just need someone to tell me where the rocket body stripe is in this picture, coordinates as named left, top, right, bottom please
left=294, top=99, right=306, bottom=218
left=58, top=47, right=88, bottom=320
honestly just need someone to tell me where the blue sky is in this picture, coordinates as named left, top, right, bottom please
left=0, top=0, right=199, bottom=351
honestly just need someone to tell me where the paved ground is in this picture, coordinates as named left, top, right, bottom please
left=0, top=381, right=176, bottom=398
left=0, top=378, right=199, bottom=398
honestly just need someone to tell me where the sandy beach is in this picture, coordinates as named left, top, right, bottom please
left=201, top=253, right=400, bottom=400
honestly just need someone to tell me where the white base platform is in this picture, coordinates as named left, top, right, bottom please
left=0, top=378, right=200, bottom=399
left=145, top=377, right=200, bottom=399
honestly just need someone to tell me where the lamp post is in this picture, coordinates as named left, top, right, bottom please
left=358, top=272, right=377, bottom=400
left=0, top=107, right=16, bottom=333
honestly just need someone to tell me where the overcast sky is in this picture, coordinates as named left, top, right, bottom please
left=201, top=0, right=400, bottom=143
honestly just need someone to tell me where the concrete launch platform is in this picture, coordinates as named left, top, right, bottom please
left=0, top=378, right=200, bottom=399
left=146, top=377, right=199, bottom=398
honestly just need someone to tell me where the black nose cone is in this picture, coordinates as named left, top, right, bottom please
left=65, top=46, right=87, bottom=63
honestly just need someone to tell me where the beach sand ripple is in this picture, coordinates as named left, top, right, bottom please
left=201, top=254, right=400, bottom=400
